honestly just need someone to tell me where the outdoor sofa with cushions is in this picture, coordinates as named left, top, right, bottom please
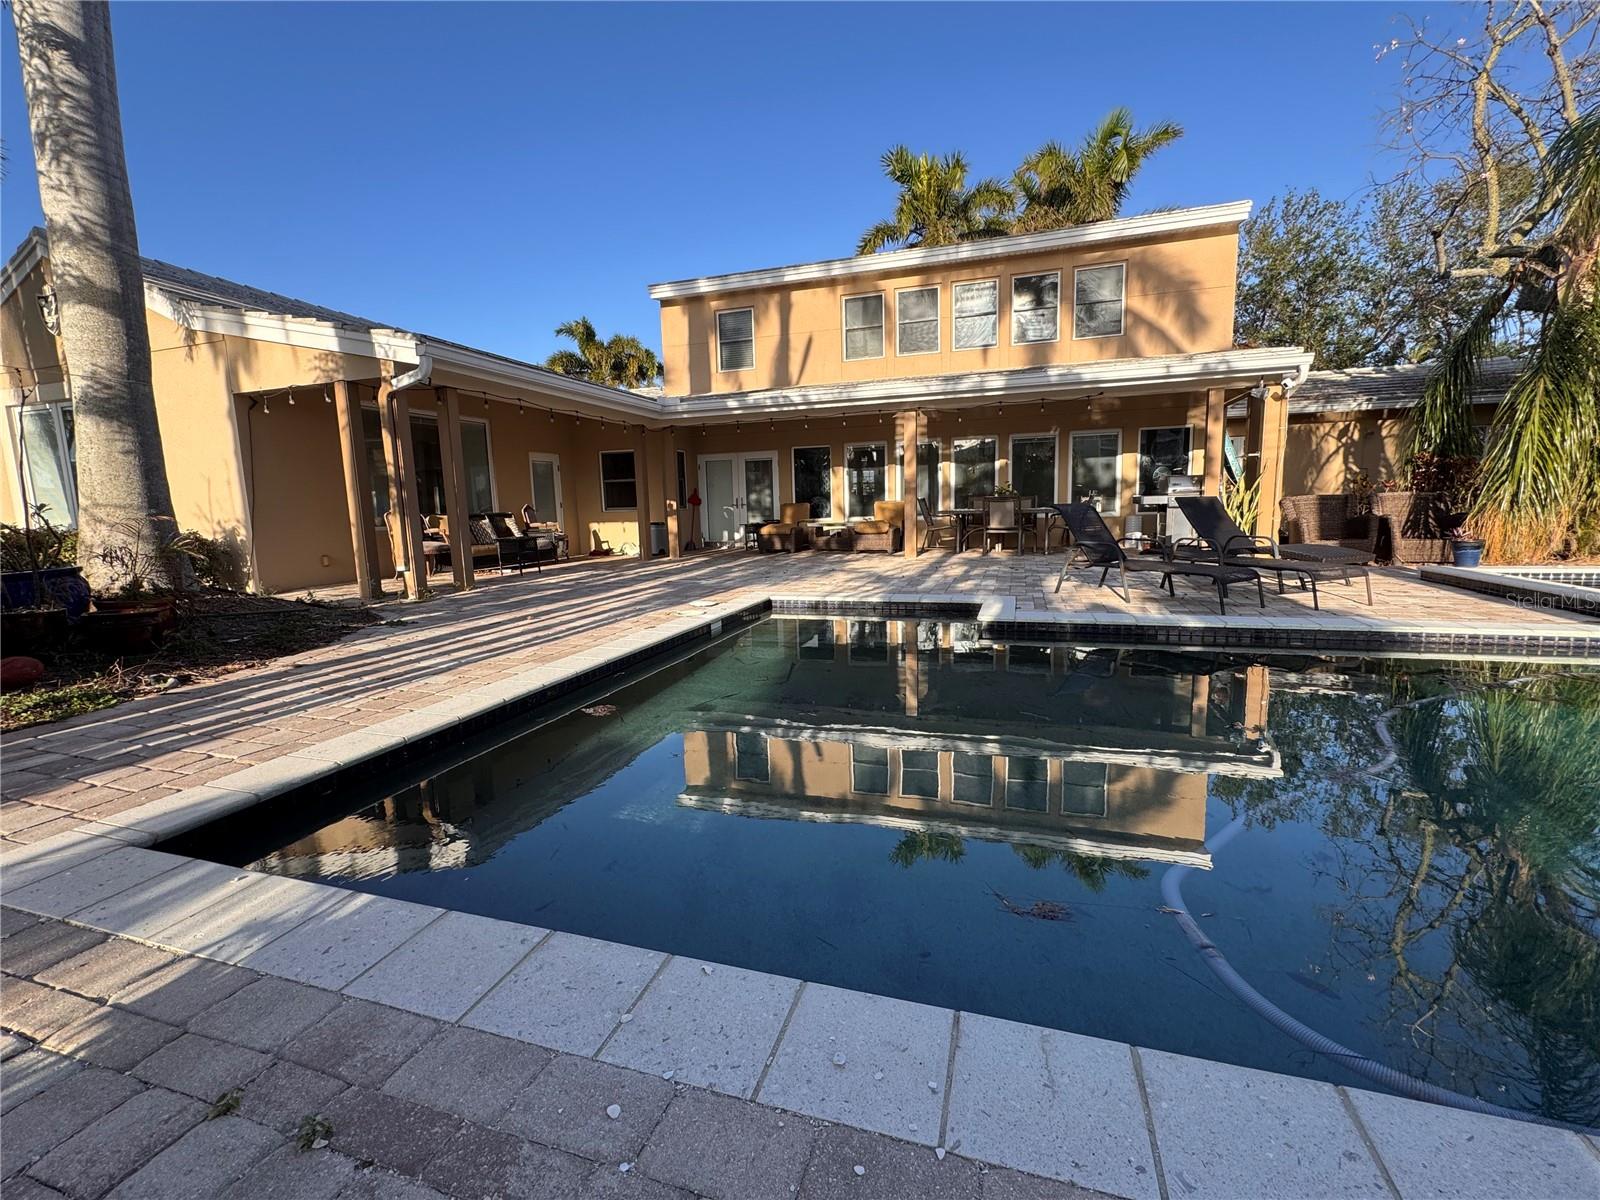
left=851, top=501, right=904, bottom=553
left=1053, top=502, right=1264, bottom=615
left=1175, top=495, right=1373, bottom=607
left=1277, top=494, right=1379, bottom=562
left=1371, top=491, right=1453, bottom=564
left=758, top=502, right=813, bottom=553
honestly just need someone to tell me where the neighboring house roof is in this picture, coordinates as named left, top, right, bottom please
left=1225, top=358, right=1519, bottom=419
left=647, top=200, right=1253, bottom=300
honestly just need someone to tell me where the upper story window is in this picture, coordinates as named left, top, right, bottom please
left=895, top=286, right=939, bottom=356
left=952, top=280, right=998, bottom=350
left=1011, top=272, right=1060, bottom=344
left=843, top=293, right=884, bottom=361
left=1074, top=263, right=1125, bottom=339
left=716, top=308, right=755, bottom=372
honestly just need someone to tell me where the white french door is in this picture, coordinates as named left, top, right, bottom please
left=699, top=452, right=778, bottom=544
left=527, top=453, right=564, bottom=527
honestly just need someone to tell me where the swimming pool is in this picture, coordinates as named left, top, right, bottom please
left=169, top=616, right=1600, bottom=1126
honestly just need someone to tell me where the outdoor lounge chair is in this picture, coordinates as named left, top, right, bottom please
left=1052, top=502, right=1263, bottom=614
left=1174, top=496, right=1373, bottom=608
left=852, top=501, right=904, bottom=553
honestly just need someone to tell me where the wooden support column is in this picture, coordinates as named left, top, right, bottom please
left=634, top=424, right=654, bottom=560
left=435, top=386, right=475, bottom=591
left=1243, top=383, right=1288, bottom=540
left=376, top=367, right=427, bottom=600
left=1203, top=386, right=1226, bottom=496
left=334, top=380, right=381, bottom=599
left=660, top=428, right=682, bottom=559
left=897, top=409, right=924, bottom=558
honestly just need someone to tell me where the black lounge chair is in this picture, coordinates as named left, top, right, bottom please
left=1053, top=503, right=1263, bottom=615
left=1174, top=496, right=1373, bottom=608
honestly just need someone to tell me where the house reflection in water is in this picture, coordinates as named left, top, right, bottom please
left=678, top=619, right=1279, bottom=870
left=248, top=618, right=1278, bottom=881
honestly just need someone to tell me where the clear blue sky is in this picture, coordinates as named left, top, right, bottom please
left=3, top=2, right=1440, bottom=365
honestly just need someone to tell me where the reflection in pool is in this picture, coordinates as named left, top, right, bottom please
left=171, top=618, right=1600, bottom=1126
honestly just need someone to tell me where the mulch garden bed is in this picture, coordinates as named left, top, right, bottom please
left=2, top=592, right=380, bottom=731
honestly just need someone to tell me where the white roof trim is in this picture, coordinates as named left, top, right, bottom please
left=0, top=227, right=49, bottom=309
left=661, top=347, right=1313, bottom=421
left=648, top=201, right=1252, bottom=300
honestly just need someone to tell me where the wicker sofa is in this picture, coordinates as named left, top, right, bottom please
left=1278, top=494, right=1380, bottom=562
left=1371, top=491, right=1453, bottom=564
left=851, top=500, right=904, bottom=553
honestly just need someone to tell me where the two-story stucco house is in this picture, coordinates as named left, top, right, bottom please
left=1, top=202, right=1312, bottom=598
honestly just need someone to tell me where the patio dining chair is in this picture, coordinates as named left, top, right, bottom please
left=981, top=497, right=1022, bottom=554
left=1174, top=496, right=1373, bottom=607
left=1052, top=503, right=1263, bottom=615
left=918, top=498, right=957, bottom=551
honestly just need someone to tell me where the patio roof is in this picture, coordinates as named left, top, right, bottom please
left=1225, top=357, right=1521, bottom=418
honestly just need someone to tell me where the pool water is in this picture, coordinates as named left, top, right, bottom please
left=172, top=618, right=1600, bottom=1126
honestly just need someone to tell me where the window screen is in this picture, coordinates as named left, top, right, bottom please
left=843, top=295, right=884, bottom=361
left=717, top=309, right=754, bottom=371
left=1070, top=431, right=1120, bottom=515
left=1010, top=436, right=1057, bottom=505
left=600, top=451, right=638, bottom=510
left=793, top=446, right=832, bottom=518
left=1012, top=272, right=1060, bottom=344
left=953, top=280, right=998, bottom=349
left=1074, top=265, right=1125, bottom=338
left=852, top=744, right=890, bottom=796
left=896, top=287, right=939, bottom=355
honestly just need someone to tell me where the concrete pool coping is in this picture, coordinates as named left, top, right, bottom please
left=5, top=594, right=1600, bottom=1199
left=1421, top=564, right=1600, bottom=617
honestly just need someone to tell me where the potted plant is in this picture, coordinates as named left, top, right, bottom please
left=1446, top=513, right=1485, bottom=567
left=0, top=505, right=87, bottom=654
left=85, top=516, right=200, bottom=649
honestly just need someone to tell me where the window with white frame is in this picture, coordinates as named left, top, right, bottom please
left=1137, top=426, right=1192, bottom=495
left=896, top=286, right=939, bottom=355
left=852, top=743, right=890, bottom=796
left=1074, top=264, right=1125, bottom=339
left=845, top=442, right=888, bottom=519
left=1060, top=760, right=1109, bottom=817
left=1011, top=272, right=1060, bottom=344
left=843, top=294, right=884, bottom=361
left=12, top=400, right=77, bottom=525
left=734, top=732, right=769, bottom=782
left=1070, top=430, right=1121, bottom=514
left=951, top=437, right=996, bottom=508
left=599, top=451, right=638, bottom=510
left=899, top=749, right=940, bottom=799
left=716, top=308, right=755, bottom=372
left=793, top=446, right=832, bottom=518
left=952, top=752, right=994, bottom=806
left=1005, top=757, right=1049, bottom=812
left=952, top=280, right=998, bottom=350
left=1009, top=435, right=1057, bottom=504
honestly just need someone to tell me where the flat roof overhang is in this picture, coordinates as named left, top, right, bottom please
left=658, top=346, right=1314, bottom=425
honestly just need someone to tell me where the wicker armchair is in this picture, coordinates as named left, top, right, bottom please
left=1277, top=495, right=1379, bottom=561
left=851, top=500, right=904, bottom=553
left=757, top=503, right=813, bottom=553
left=1371, top=491, right=1452, bottom=564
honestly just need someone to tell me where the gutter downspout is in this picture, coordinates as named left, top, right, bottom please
left=391, top=351, right=433, bottom=394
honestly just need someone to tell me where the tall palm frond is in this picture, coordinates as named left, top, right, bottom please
left=545, top=317, right=662, bottom=388
left=857, top=146, right=1014, bottom=255
left=1012, top=109, right=1183, bottom=233
left=1411, top=107, right=1600, bottom=559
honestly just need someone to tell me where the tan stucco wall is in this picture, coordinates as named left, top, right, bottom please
left=688, top=391, right=1210, bottom=538
left=1, top=260, right=69, bottom=525
left=1227, top=408, right=1496, bottom=498
left=660, top=227, right=1240, bottom=397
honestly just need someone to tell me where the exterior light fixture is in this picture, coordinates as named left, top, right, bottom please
left=287, top=391, right=295, bottom=406
left=36, top=288, right=60, bottom=335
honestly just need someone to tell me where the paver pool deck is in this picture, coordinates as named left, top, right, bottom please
left=4, top=550, right=1599, bottom=1199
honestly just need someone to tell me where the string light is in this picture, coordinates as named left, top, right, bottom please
left=323, top=384, right=332, bottom=404
left=287, top=390, right=295, bottom=406
left=548, top=409, right=555, bottom=424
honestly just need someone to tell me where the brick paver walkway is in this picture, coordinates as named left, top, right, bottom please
left=2, top=548, right=1593, bottom=847
left=2, top=910, right=1107, bottom=1199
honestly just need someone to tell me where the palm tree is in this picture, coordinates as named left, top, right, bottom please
left=857, top=147, right=1014, bottom=255
left=12, top=0, right=189, bottom=591
left=1011, top=108, right=1184, bottom=233
left=544, top=317, right=661, bottom=389
left=1408, top=108, right=1600, bottom=561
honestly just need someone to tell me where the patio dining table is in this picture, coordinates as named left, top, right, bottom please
left=937, top=506, right=1062, bottom=553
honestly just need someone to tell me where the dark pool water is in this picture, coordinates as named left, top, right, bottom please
left=172, top=618, right=1600, bottom=1125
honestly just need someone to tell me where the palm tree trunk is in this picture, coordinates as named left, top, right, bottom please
left=12, top=0, right=187, bottom=591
